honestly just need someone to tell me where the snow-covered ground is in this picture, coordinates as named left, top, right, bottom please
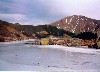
left=0, top=41, right=100, bottom=71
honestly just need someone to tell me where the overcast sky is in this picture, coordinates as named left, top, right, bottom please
left=0, top=0, right=100, bottom=25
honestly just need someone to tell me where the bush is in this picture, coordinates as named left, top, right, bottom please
left=0, top=37, right=5, bottom=42
left=43, top=25, right=76, bottom=37
left=35, top=33, right=49, bottom=38
left=76, top=32, right=97, bottom=40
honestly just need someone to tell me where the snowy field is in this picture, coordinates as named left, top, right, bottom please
left=0, top=40, right=100, bottom=71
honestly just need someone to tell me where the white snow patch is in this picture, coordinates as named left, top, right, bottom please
left=34, top=45, right=100, bottom=55
left=0, top=39, right=35, bottom=44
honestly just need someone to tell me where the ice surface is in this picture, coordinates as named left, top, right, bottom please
left=0, top=41, right=100, bottom=71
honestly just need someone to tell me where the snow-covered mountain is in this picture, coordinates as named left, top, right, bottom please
left=51, top=15, right=100, bottom=34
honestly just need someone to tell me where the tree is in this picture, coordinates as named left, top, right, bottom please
left=0, top=36, right=5, bottom=42
left=76, top=32, right=97, bottom=40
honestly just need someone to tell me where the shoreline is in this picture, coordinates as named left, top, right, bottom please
left=31, top=45, right=100, bottom=55
left=0, top=39, right=35, bottom=44
left=0, top=40, right=100, bottom=54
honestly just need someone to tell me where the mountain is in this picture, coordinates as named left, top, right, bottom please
left=0, top=15, right=100, bottom=42
left=50, top=15, right=100, bottom=34
left=0, top=20, right=27, bottom=42
left=0, top=20, right=46, bottom=41
left=0, top=20, right=76, bottom=42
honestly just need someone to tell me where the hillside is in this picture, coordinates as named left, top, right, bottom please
left=0, top=20, right=27, bottom=42
left=50, top=15, right=100, bottom=34
left=0, top=15, right=100, bottom=42
left=0, top=20, right=75, bottom=42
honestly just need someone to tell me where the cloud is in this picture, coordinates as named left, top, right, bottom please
left=0, top=14, right=49, bottom=25
left=18, top=19, right=49, bottom=26
left=0, top=0, right=100, bottom=26
left=0, top=14, right=28, bottom=22
left=0, top=0, right=52, bottom=25
left=39, top=0, right=100, bottom=19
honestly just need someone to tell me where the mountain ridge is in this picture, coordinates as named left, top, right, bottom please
left=50, top=15, right=100, bottom=34
left=0, top=15, right=100, bottom=42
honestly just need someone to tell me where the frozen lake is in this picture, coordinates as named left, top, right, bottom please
left=0, top=41, right=100, bottom=71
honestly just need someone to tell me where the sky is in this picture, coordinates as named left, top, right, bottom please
left=0, top=0, right=100, bottom=25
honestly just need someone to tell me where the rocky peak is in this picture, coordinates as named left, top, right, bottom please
left=51, top=15, right=99, bottom=34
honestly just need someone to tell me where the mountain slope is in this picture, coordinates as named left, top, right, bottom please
left=50, top=15, right=100, bottom=34
left=0, top=20, right=76, bottom=42
left=0, top=20, right=27, bottom=41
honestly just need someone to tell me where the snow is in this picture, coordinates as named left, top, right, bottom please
left=0, top=39, right=35, bottom=44
left=0, top=59, right=69, bottom=71
left=0, top=41, right=100, bottom=71
left=36, top=45, right=100, bottom=55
